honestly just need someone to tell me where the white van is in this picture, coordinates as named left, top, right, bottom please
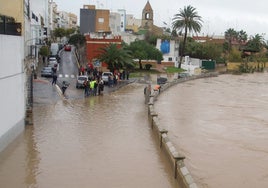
left=50, top=43, right=59, bottom=56
left=101, top=72, right=113, bottom=84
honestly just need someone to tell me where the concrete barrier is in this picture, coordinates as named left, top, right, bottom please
left=146, top=72, right=218, bottom=188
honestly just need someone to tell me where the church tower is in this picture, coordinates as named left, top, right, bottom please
left=141, top=1, right=154, bottom=30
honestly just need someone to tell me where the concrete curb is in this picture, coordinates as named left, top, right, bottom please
left=146, top=72, right=218, bottom=188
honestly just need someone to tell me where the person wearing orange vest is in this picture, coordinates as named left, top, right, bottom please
left=154, top=84, right=161, bottom=93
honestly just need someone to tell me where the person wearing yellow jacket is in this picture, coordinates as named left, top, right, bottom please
left=90, top=79, right=97, bottom=96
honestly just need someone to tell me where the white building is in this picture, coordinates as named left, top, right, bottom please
left=109, top=12, right=121, bottom=35
left=118, top=9, right=126, bottom=32
left=156, top=38, right=179, bottom=67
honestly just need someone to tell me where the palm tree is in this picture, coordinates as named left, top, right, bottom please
left=237, top=30, right=248, bottom=49
left=245, top=34, right=264, bottom=53
left=97, top=43, right=134, bottom=72
left=172, top=5, right=203, bottom=68
left=224, top=28, right=238, bottom=52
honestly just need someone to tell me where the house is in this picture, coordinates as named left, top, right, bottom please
left=85, top=34, right=122, bottom=70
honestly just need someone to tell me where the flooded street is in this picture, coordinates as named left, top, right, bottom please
left=0, top=83, right=179, bottom=188
left=154, top=73, right=268, bottom=188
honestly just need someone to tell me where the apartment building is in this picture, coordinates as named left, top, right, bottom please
left=0, top=0, right=26, bottom=152
left=80, top=5, right=111, bottom=34
left=0, top=0, right=78, bottom=153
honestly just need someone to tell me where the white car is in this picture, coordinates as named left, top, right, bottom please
left=49, top=57, right=57, bottom=62
left=76, top=75, right=88, bottom=88
left=101, top=72, right=113, bottom=84
left=41, top=66, right=53, bottom=77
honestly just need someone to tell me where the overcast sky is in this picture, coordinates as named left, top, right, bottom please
left=54, top=0, right=268, bottom=39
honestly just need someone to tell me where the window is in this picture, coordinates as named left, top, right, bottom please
left=168, top=57, right=172, bottom=61
left=98, top=18, right=104, bottom=23
left=145, top=13, right=150, bottom=19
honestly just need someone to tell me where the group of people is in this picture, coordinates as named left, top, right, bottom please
left=83, top=78, right=104, bottom=97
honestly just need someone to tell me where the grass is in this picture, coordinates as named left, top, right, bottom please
left=165, top=67, right=185, bottom=73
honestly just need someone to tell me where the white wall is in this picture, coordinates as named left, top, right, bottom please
left=156, top=38, right=179, bottom=67
left=0, top=35, right=25, bottom=152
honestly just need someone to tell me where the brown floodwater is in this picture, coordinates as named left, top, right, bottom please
left=0, top=83, right=179, bottom=188
left=154, top=73, right=268, bottom=188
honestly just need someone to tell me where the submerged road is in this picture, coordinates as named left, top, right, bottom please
left=0, top=49, right=179, bottom=188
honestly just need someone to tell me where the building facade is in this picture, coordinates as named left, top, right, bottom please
left=118, top=9, right=126, bottom=32
left=125, top=15, right=141, bottom=33
left=0, top=0, right=26, bottom=152
left=85, top=34, right=122, bottom=62
left=80, top=5, right=110, bottom=35
left=0, top=0, right=78, bottom=153
left=109, top=12, right=121, bottom=35
left=156, top=38, right=179, bottom=67
left=140, top=1, right=163, bottom=36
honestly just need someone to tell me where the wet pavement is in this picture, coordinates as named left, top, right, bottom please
left=0, top=71, right=180, bottom=188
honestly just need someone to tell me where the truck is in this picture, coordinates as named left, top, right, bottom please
left=50, top=43, right=59, bottom=56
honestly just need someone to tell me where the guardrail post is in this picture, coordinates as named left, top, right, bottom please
left=159, top=130, right=168, bottom=148
left=174, top=156, right=185, bottom=178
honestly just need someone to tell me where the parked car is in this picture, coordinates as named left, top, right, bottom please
left=76, top=75, right=88, bottom=88
left=178, top=72, right=190, bottom=78
left=48, top=61, right=58, bottom=71
left=49, top=57, right=60, bottom=64
left=64, top=45, right=71, bottom=51
left=101, top=72, right=113, bottom=84
left=48, top=57, right=57, bottom=62
left=41, top=67, right=53, bottom=77
left=157, top=77, right=167, bottom=85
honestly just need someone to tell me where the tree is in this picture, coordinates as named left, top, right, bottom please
left=185, top=40, right=222, bottom=60
left=126, top=40, right=163, bottom=69
left=68, top=34, right=86, bottom=47
left=97, top=43, right=134, bottom=72
left=68, top=34, right=86, bottom=64
left=53, top=28, right=66, bottom=42
left=237, top=30, right=248, bottom=49
left=224, top=28, right=238, bottom=52
left=172, top=5, right=203, bottom=68
left=245, top=34, right=264, bottom=53
left=39, top=45, right=50, bottom=63
left=65, top=28, right=76, bottom=39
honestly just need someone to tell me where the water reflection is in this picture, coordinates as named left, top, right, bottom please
left=154, top=73, right=268, bottom=188
left=0, top=83, right=178, bottom=188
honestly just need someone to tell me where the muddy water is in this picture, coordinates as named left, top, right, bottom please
left=154, top=73, right=268, bottom=188
left=0, top=83, right=179, bottom=188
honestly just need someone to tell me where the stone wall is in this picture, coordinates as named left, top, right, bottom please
left=146, top=72, right=218, bottom=188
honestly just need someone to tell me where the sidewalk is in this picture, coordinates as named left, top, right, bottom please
left=103, top=78, right=136, bottom=94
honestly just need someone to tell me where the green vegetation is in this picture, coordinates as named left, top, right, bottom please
left=125, top=40, right=163, bottom=69
left=68, top=34, right=86, bottom=47
left=39, top=45, right=50, bottom=57
left=68, top=34, right=87, bottom=65
left=52, top=27, right=77, bottom=42
left=165, top=67, right=185, bottom=73
left=97, top=43, right=135, bottom=72
left=172, top=5, right=203, bottom=67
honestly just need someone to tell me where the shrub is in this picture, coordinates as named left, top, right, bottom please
left=145, top=64, right=152, bottom=70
